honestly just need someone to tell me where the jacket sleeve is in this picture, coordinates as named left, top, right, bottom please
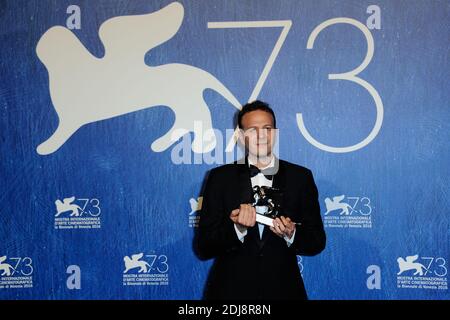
left=290, top=169, right=326, bottom=256
left=197, top=168, right=243, bottom=260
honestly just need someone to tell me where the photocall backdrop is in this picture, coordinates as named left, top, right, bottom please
left=0, top=0, right=448, bottom=300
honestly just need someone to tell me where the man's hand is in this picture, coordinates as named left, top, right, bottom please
left=270, top=216, right=296, bottom=239
left=230, top=204, right=256, bottom=232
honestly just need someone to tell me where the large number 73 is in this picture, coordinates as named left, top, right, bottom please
left=210, top=18, right=383, bottom=153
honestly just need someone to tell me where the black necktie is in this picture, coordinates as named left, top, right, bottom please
left=249, top=164, right=274, bottom=180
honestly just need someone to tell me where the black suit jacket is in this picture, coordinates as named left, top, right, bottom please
left=197, top=156, right=326, bottom=300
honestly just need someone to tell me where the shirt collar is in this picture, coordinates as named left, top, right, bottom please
left=247, top=154, right=275, bottom=171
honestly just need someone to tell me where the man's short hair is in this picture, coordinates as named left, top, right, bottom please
left=237, top=100, right=276, bottom=129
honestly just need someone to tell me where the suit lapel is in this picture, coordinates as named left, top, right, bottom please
left=236, top=155, right=254, bottom=204
left=235, top=156, right=261, bottom=245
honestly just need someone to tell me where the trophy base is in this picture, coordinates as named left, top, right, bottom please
left=256, top=213, right=274, bottom=227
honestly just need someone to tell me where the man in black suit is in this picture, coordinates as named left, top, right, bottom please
left=197, top=100, right=326, bottom=300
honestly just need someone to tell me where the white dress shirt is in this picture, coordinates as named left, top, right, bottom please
left=234, top=155, right=296, bottom=246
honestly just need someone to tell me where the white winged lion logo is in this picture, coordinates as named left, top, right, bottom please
left=397, top=255, right=426, bottom=276
left=36, top=2, right=240, bottom=155
left=324, top=195, right=352, bottom=215
left=123, top=253, right=151, bottom=273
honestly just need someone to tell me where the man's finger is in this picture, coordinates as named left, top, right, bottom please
left=238, top=214, right=246, bottom=226
left=273, top=219, right=283, bottom=234
left=275, top=218, right=286, bottom=233
left=240, top=204, right=252, bottom=227
left=230, top=209, right=239, bottom=223
left=248, top=207, right=256, bottom=227
left=252, top=207, right=256, bottom=224
left=246, top=205, right=255, bottom=226
left=282, top=216, right=294, bottom=227
left=270, top=226, right=282, bottom=237
left=243, top=205, right=251, bottom=226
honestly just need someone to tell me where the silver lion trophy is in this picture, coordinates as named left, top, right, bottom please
left=251, top=185, right=283, bottom=227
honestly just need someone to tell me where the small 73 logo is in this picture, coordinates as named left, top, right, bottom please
left=324, top=195, right=372, bottom=215
left=55, top=197, right=101, bottom=217
left=0, top=256, right=33, bottom=277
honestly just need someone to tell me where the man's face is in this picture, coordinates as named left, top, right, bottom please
left=239, top=110, right=276, bottom=158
